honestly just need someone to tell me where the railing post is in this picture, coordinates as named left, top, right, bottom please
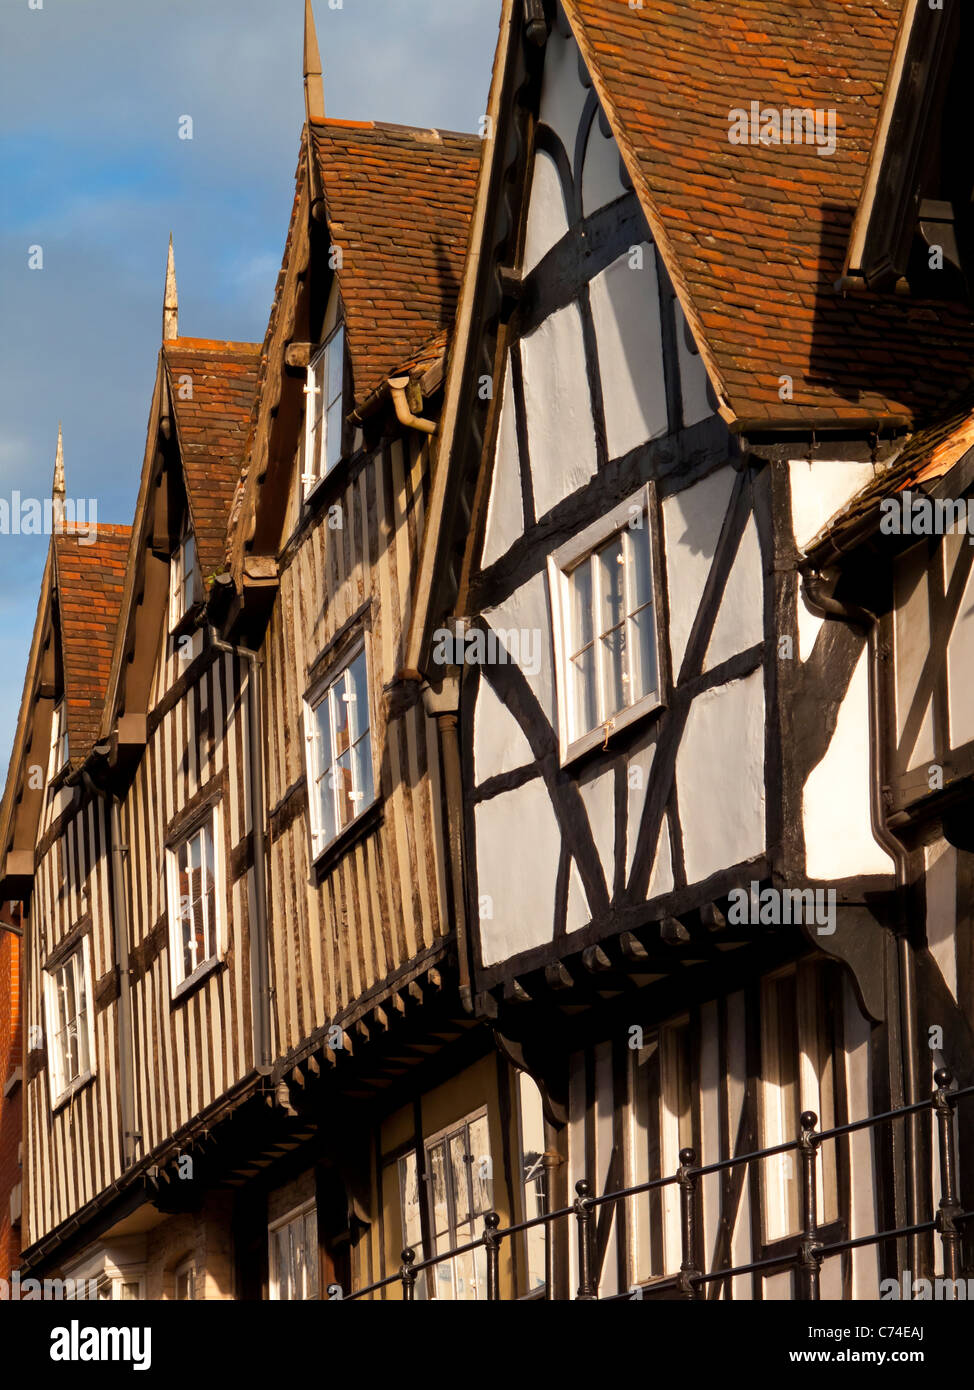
left=483, top=1211, right=501, bottom=1300
left=574, top=1179, right=597, bottom=1299
left=934, top=1068, right=963, bottom=1294
left=677, top=1147, right=700, bottom=1300
left=798, top=1111, right=821, bottom=1301
left=399, top=1247, right=417, bottom=1302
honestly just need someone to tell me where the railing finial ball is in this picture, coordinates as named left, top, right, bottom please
left=575, top=1178, right=592, bottom=1199
left=484, top=1210, right=500, bottom=1231
left=934, top=1067, right=953, bottom=1090
left=678, top=1147, right=696, bottom=1167
left=401, top=1247, right=416, bottom=1266
left=801, top=1110, right=818, bottom=1132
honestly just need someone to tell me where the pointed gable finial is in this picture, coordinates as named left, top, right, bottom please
left=304, top=0, right=325, bottom=122
left=163, top=233, right=178, bottom=341
left=53, top=423, right=65, bottom=529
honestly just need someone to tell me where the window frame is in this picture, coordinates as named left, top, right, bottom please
left=404, top=1106, right=494, bottom=1302
left=165, top=803, right=227, bottom=1000
left=168, top=518, right=201, bottom=633
left=302, top=322, right=346, bottom=498
left=96, top=1274, right=146, bottom=1301
left=268, top=1200, right=319, bottom=1301
left=302, top=637, right=378, bottom=861
left=43, top=936, right=96, bottom=1109
left=548, top=483, right=664, bottom=765
left=48, top=698, right=68, bottom=782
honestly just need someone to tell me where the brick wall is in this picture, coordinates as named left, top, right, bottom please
left=0, top=901, right=23, bottom=1282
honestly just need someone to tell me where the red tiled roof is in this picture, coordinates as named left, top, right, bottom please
left=564, top=0, right=974, bottom=428
left=163, top=339, right=261, bottom=581
left=309, top=118, right=480, bottom=403
left=53, top=524, right=131, bottom=761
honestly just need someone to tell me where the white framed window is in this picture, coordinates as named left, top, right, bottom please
left=173, top=1259, right=196, bottom=1301
left=399, top=1108, right=493, bottom=1302
left=548, top=484, right=661, bottom=763
left=168, top=520, right=200, bottom=632
left=165, top=806, right=225, bottom=998
left=303, top=642, right=376, bottom=859
left=759, top=963, right=838, bottom=1245
left=48, top=698, right=68, bottom=781
left=630, top=1016, right=692, bottom=1282
left=303, top=323, right=345, bottom=496
left=269, top=1201, right=318, bottom=1300
left=43, top=938, right=95, bottom=1107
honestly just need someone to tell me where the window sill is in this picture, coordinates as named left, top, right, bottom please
left=310, top=797, right=382, bottom=879
left=51, top=1069, right=95, bottom=1114
left=170, top=953, right=225, bottom=1004
left=560, top=692, right=665, bottom=769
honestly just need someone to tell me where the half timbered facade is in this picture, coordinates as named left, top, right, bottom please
left=406, top=0, right=974, bottom=1298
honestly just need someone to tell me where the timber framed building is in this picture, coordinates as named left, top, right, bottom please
left=3, top=0, right=974, bottom=1301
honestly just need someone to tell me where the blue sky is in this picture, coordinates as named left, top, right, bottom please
left=0, top=0, right=499, bottom=772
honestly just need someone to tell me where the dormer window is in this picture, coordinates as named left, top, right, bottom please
left=169, top=520, right=200, bottom=632
left=48, top=698, right=68, bottom=780
left=303, top=323, right=345, bottom=496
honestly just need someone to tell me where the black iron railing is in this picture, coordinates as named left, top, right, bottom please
left=344, top=1068, right=973, bottom=1301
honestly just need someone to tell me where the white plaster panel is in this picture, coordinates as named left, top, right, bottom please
left=674, top=299, right=713, bottom=428
left=536, top=19, right=589, bottom=165
left=521, top=301, right=597, bottom=518
left=893, top=544, right=934, bottom=768
left=789, top=459, right=878, bottom=553
left=578, top=763, right=616, bottom=892
left=481, top=361, right=524, bottom=569
left=473, top=677, right=534, bottom=786
left=522, top=151, right=571, bottom=276
left=483, top=571, right=555, bottom=727
left=476, top=778, right=561, bottom=966
left=946, top=534, right=974, bottom=749
left=581, top=116, right=627, bottom=216
left=925, top=838, right=958, bottom=1004
left=566, top=858, right=590, bottom=934
left=589, top=246, right=667, bottom=459
left=625, top=725, right=657, bottom=880
left=676, top=671, right=766, bottom=885
left=648, top=813, right=674, bottom=900
left=663, top=466, right=735, bottom=678
left=705, top=512, right=763, bottom=671
left=803, top=650, right=895, bottom=879
left=797, top=587, right=824, bottom=663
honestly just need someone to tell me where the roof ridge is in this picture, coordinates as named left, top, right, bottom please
left=166, top=337, right=261, bottom=353
left=311, top=115, right=479, bottom=144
